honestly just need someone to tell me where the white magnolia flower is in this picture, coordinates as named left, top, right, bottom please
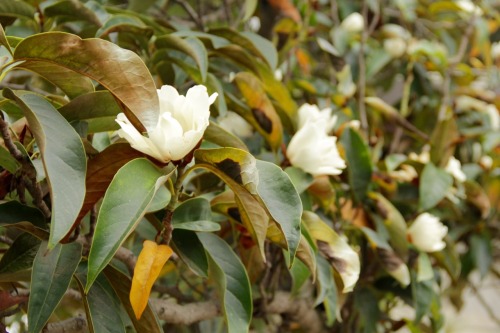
left=480, top=155, right=493, bottom=169
left=409, top=149, right=430, bottom=164
left=287, top=121, right=346, bottom=176
left=456, top=0, right=483, bottom=15
left=341, top=12, right=364, bottom=33
left=445, top=156, right=466, bottom=182
left=407, top=213, right=448, bottom=252
left=218, top=111, right=253, bottom=138
left=116, top=85, right=217, bottom=163
left=384, top=38, right=407, bottom=58
left=297, top=103, right=337, bottom=133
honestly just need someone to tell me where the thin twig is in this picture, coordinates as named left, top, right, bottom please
left=173, top=0, right=204, bottom=30
left=114, top=246, right=137, bottom=276
left=159, top=167, right=184, bottom=244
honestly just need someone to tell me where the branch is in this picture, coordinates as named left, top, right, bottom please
left=265, top=291, right=328, bottom=333
left=113, top=246, right=137, bottom=276
left=150, top=298, right=219, bottom=325
left=42, top=316, right=87, bottom=333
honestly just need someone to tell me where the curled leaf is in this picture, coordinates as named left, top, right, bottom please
left=130, top=240, right=173, bottom=319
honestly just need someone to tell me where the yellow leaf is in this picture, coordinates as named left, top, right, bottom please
left=130, top=240, right=173, bottom=319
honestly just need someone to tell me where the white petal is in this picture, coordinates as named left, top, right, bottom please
left=115, top=113, right=166, bottom=162
left=408, top=213, right=448, bottom=253
left=288, top=122, right=346, bottom=176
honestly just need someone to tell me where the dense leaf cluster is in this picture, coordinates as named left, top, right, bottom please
left=0, top=0, right=499, bottom=332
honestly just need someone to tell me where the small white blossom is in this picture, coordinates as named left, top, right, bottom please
left=456, top=0, right=483, bottom=15
left=480, top=155, right=493, bottom=169
left=218, top=111, right=253, bottom=138
left=408, top=213, right=448, bottom=252
left=248, top=16, right=261, bottom=32
left=287, top=121, right=346, bottom=176
left=409, top=149, right=430, bottom=164
left=297, top=103, right=337, bottom=133
left=274, top=68, right=283, bottom=81
left=341, top=12, right=364, bottom=33
left=116, top=85, right=217, bottom=163
left=384, top=38, right=407, bottom=58
left=445, top=156, right=466, bottom=182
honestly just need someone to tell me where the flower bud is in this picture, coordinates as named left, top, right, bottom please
left=407, top=213, right=448, bottom=252
left=341, top=12, right=364, bottom=33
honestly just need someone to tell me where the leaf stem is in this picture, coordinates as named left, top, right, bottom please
left=158, top=167, right=185, bottom=244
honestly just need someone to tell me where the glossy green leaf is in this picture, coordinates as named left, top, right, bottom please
left=18, top=61, right=95, bottom=99
left=341, top=128, right=372, bottom=202
left=205, top=121, right=249, bottom=151
left=58, top=90, right=121, bottom=132
left=0, top=201, right=46, bottom=229
left=28, top=241, right=82, bottom=333
left=242, top=0, right=258, bottom=21
left=419, top=162, right=453, bottom=211
left=470, top=233, right=492, bottom=278
left=354, top=288, right=380, bottom=333
left=194, top=148, right=268, bottom=260
left=155, top=34, right=208, bottom=82
left=4, top=89, right=86, bottom=248
left=75, top=264, right=126, bottom=333
left=103, top=265, right=162, bottom=333
left=199, top=233, right=252, bottom=333
left=255, top=160, right=301, bottom=264
left=44, top=0, right=101, bottom=26
left=172, top=197, right=220, bottom=232
left=234, top=72, right=283, bottom=151
left=96, top=14, right=153, bottom=39
left=86, top=158, right=171, bottom=291
left=412, top=279, right=435, bottom=323
left=171, top=229, right=209, bottom=277
left=0, top=23, right=12, bottom=54
left=0, top=233, right=40, bottom=274
left=14, top=32, right=159, bottom=131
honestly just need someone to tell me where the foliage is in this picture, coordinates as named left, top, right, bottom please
left=0, top=0, right=499, bottom=332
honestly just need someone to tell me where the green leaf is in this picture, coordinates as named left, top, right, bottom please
left=412, top=279, right=435, bottom=323
left=172, top=197, right=220, bottom=232
left=43, top=0, right=102, bottom=26
left=103, top=265, right=162, bottom=333
left=74, top=264, right=126, bottom=333
left=14, top=32, right=159, bottom=131
left=194, top=148, right=268, bottom=260
left=341, top=128, right=372, bottom=202
left=86, top=158, right=171, bottom=291
left=171, top=229, right=209, bottom=277
left=58, top=91, right=121, bottom=132
left=18, top=61, right=95, bottom=99
left=0, top=233, right=40, bottom=274
left=0, top=0, right=35, bottom=20
left=155, top=34, right=208, bottom=82
left=234, top=72, right=283, bottom=151
left=28, top=241, right=82, bottom=333
left=368, top=192, right=409, bottom=257
left=430, top=114, right=458, bottom=167
left=354, top=288, right=380, bottom=333
left=470, top=233, right=492, bottom=278
left=77, top=143, right=145, bottom=223
left=198, top=233, right=252, bottom=333
left=96, top=14, right=153, bottom=39
left=284, top=167, right=314, bottom=194
left=4, top=90, right=86, bottom=248
left=205, top=121, right=249, bottom=152
left=0, top=145, right=20, bottom=174
left=419, top=162, right=453, bottom=211
left=316, top=256, right=338, bottom=326
left=242, top=0, right=258, bottom=21
left=255, top=160, right=301, bottom=264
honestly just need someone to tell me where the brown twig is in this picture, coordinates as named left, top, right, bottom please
left=159, top=167, right=184, bottom=245
left=0, top=116, right=51, bottom=218
left=113, top=246, right=137, bottom=277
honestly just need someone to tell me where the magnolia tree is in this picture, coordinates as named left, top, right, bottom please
left=0, top=0, right=499, bottom=332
